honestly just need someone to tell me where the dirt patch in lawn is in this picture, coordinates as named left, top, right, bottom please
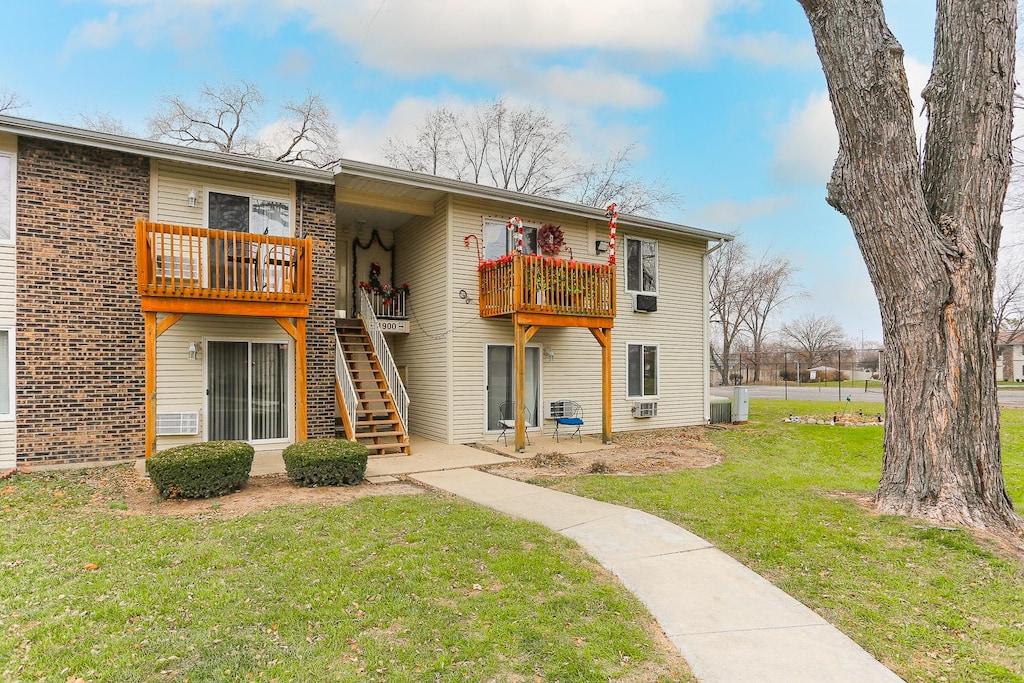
left=483, top=426, right=724, bottom=481
left=77, top=465, right=423, bottom=518
left=50, top=427, right=721, bottom=517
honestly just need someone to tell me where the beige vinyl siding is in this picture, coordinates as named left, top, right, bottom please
left=449, top=196, right=708, bottom=442
left=0, top=134, right=16, bottom=466
left=448, top=197, right=610, bottom=442
left=151, top=160, right=294, bottom=228
left=155, top=314, right=293, bottom=452
left=389, top=197, right=451, bottom=441
left=614, top=232, right=707, bottom=429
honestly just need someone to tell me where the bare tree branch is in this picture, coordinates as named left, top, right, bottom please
left=147, top=82, right=265, bottom=155
left=780, top=313, right=846, bottom=368
left=271, top=93, right=341, bottom=169
left=382, top=99, right=678, bottom=216
left=0, top=88, right=27, bottom=114
left=77, top=110, right=134, bottom=137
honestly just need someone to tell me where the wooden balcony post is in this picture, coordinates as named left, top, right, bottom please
left=144, top=311, right=157, bottom=459
left=514, top=318, right=527, bottom=452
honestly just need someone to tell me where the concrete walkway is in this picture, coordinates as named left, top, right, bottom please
left=409, top=467, right=903, bottom=683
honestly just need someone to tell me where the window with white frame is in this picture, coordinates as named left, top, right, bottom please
left=625, top=236, right=658, bottom=294
left=0, top=328, right=12, bottom=419
left=627, top=343, right=659, bottom=399
left=207, top=191, right=291, bottom=237
left=0, top=153, right=14, bottom=243
left=483, top=218, right=538, bottom=260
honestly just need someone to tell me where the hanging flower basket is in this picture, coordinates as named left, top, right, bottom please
left=538, top=223, right=565, bottom=257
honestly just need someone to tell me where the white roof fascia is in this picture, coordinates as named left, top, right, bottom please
left=337, top=158, right=734, bottom=243
left=0, top=114, right=336, bottom=185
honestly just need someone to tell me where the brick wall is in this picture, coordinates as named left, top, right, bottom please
left=298, top=181, right=336, bottom=439
left=16, top=138, right=149, bottom=465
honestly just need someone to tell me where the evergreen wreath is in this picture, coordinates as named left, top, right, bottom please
left=537, top=223, right=565, bottom=256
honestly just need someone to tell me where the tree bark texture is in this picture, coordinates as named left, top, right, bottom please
left=799, top=0, right=1023, bottom=534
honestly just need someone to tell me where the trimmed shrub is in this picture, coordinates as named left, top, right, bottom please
left=283, top=439, right=369, bottom=487
left=146, top=441, right=254, bottom=499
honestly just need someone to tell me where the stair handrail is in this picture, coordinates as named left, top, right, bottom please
left=358, top=290, right=409, bottom=431
left=335, top=331, right=359, bottom=440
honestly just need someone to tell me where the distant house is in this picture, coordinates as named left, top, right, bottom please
left=995, top=331, right=1024, bottom=382
left=0, top=115, right=732, bottom=470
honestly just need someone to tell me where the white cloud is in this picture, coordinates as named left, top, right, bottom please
left=687, top=195, right=792, bottom=231
left=771, top=54, right=932, bottom=185
left=62, top=11, right=123, bottom=54
left=62, top=0, right=805, bottom=109
left=771, top=91, right=838, bottom=184
left=718, top=32, right=816, bottom=68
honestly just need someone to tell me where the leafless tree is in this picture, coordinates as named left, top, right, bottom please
left=77, top=110, right=134, bottom=137
left=799, top=0, right=1022, bottom=535
left=147, top=83, right=339, bottom=169
left=384, top=99, right=678, bottom=215
left=0, top=88, right=26, bottom=114
left=148, top=82, right=265, bottom=155
left=709, top=240, right=754, bottom=386
left=266, top=93, right=341, bottom=169
left=781, top=313, right=846, bottom=369
left=572, top=143, right=681, bottom=215
left=742, top=251, right=802, bottom=382
left=382, top=107, right=460, bottom=176
left=993, top=249, right=1024, bottom=344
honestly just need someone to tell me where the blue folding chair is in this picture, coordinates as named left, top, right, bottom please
left=553, top=400, right=584, bottom=443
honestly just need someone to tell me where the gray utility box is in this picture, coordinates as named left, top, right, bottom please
left=732, top=386, right=750, bottom=422
left=709, top=396, right=732, bottom=424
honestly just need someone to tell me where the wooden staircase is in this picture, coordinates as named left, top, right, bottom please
left=335, top=318, right=411, bottom=455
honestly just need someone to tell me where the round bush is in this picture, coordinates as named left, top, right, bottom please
left=146, top=440, right=254, bottom=499
left=283, top=439, right=369, bottom=487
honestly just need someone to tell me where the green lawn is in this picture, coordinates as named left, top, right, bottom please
left=0, top=471, right=689, bottom=682
left=550, top=400, right=1024, bottom=683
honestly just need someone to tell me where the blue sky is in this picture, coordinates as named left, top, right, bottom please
left=0, top=1, right=970, bottom=343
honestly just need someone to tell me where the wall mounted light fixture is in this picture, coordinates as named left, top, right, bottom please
left=187, top=189, right=198, bottom=207
left=595, top=239, right=610, bottom=254
left=187, top=341, right=200, bottom=360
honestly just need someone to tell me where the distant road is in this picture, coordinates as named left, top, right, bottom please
left=710, top=385, right=1024, bottom=408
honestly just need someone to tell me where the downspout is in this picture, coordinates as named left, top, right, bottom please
left=703, top=238, right=729, bottom=423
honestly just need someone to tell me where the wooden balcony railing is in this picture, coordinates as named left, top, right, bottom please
left=136, top=220, right=313, bottom=306
left=478, top=254, right=616, bottom=320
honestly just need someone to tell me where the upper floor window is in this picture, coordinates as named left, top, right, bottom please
left=0, top=154, right=14, bottom=243
left=208, top=191, right=291, bottom=237
left=625, top=236, right=658, bottom=294
left=484, top=218, right=537, bottom=260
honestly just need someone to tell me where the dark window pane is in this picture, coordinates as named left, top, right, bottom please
left=626, top=239, right=641, bottom=291
left=643, top=345, right=658, bottom=396
left=628, top=344, right=642, bottom=396
left=641, top=242, right=657, bottom=292
left=208, top=192, right=250, bottom=233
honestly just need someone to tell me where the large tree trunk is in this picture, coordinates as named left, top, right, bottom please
left=799, top=0, right=1023, bottom=535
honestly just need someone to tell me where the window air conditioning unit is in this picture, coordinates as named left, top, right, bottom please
left=545, top=400, right=572, bottom=419
left=156, top=411, right=200, bottom=436
left=632, top=294, right=658, bottom=313
left=632, top=402, right=658, bottom=418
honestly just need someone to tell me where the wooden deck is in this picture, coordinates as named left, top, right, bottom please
left=134, top=219, right=313, bottom=459
left=478, top=255, right=615, bottom=326
left=136, top=219, right=313, bottom=317
left=478, top=254, right=615, bottom=451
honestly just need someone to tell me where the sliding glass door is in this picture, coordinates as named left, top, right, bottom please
left=485, top=345, right=540, bottom=431
left=208, top=341, right=289, bottom=442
